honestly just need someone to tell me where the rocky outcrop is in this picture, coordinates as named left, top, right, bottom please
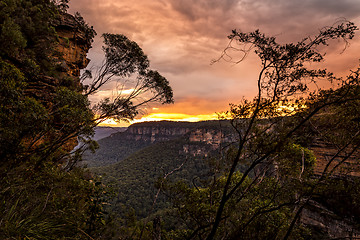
left=301, top=200, right=360, bottom=239
left=54, top=13, right=92, bottom=79
left=125, top=122, right=360, bottom=177
left=189, top=128, right=237, bottom=145
left=26, top=13, right=91, bottom=101
left=120, top=121, right=239, bottom=158
left=126, top=124, right=191, bottom=142
left=23, top=13, right=92, bottom=153
left=125, top=121, right=236, bottom=149
left=310, top=138, right=360, bottom=177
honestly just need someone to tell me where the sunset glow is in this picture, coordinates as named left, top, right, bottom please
left=98, top=113, right=220, bottom=127
left=70, top=0, right=360, bottom=125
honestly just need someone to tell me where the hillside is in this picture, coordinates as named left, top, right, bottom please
left=85, top=121, right=235, bottom=220
left=92, top=136, right=213, bottom=218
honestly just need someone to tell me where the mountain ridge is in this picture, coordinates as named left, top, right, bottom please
left=83, top=120, right=235, bottom=167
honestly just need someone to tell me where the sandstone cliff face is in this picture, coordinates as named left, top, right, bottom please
left=301, top=200, right=360, bottom=239
left=125, top=122, right=237, bottom=156
left=126, top=125, right=191, bottom=142
left=54, top=13, right=92, bottom=152
left=123, top=122, right=238, bottom=157
left=125, top=122, right=360, bottom=177
left=55, top=13, right=92, bottom=79
left=26, top=13, right=91, bottom=102
left=310, top=138, right=360, bottom=177
left=24, top=13, right=92, bottom=153
left=126, top=121, right=236, bottom=144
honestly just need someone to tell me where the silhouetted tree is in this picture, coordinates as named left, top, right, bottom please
left=82, top=33, right=173, bottom=125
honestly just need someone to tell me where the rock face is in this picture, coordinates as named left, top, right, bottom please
left=124, top=121, right=360, bottom=175
left=301, top=200, right=360, bottom=239
left=310, top=138, right=360, bottom=177
left=55, top=13, right=92, bottom=152
left=55, top=13, right=92, bottom=79
left=23, top=13, right=92, bottom=153
left=126, top=124, right=191, bottom=142
left=125, top=121, right=236, bottom=149
left=26, top=13, right=91, bottom=102
left=83, top=121, right=235, bottom=166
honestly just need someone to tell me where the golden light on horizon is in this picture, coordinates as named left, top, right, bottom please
left=97, top=112, right=220, bottom=127
left=97, top=102, right=307, bottom=127
left=136, top=113, right=219, bottom=122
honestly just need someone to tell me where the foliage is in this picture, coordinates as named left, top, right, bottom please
left=83, top=131, right=152, bottom=167
left=0, top=0, right=164, bottom=238
left=0, top=0, right=61, bottom=76
left=0, top=1, right=107, bottom=238
left=88, top=128, right=224, bottom=239
left=52, top=0, right=70, bottom=12
left=164, top=172, right=310, bottom=240
left=0, top=0, right=176, bottom=238
left=74, top=11, right=97, bottom=44
left=1, top=163, right=111, bottom=239
left=92, top=136, right=212, bottom=216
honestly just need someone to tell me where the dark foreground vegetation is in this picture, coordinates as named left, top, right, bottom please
left=1, top=0, right=360, bottom=239
left=0, top=0, right=172, bottom=239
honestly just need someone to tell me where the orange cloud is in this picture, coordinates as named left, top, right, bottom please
left=70, top=0, right=360, bottom=123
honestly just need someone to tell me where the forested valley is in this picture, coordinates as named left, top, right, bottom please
left=1, top=1, right=360, bottom=240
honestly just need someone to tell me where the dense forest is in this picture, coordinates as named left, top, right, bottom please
left=1, top=0, right=360, bottom=240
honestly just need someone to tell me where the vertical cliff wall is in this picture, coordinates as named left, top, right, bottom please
left=55, top=13, right=92, bottom=80
left=23, top=13, right=93, bottom=153
left=25, top=13, right=91, bottom=103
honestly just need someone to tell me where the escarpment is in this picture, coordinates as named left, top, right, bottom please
left=23, top=13, right=93, bottom=153
left=25, top=13, right=91, bottom=99
left=55, top=13, right=92, bottom=79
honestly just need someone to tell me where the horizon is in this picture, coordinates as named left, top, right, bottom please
left=98, top=113, right=221, bottom=127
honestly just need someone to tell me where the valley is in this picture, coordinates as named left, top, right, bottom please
left=84, top=120, right=360, bottom=239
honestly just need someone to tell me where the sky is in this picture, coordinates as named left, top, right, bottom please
left=69, top=0, right=360, bottom=126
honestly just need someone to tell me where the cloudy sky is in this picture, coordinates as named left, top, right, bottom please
left=69, top=0, right=360, bottom=126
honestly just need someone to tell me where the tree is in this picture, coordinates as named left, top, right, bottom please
left=0, top=1, right=173, bottom=239
left=162, top=21, right=360, bottom=240
left=82, top=33, right=173, bottom=124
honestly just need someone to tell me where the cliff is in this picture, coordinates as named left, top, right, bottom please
left=118, top=121, right=360, bottom=174
left=301, top=200, right=360, bottom=239
left=125, top=121, right=235, bottom=143
left=25, top=13, right=91, bottom=101
left=311, top=138, right=360, bottom=177
left=23, top=13, right=92, bottom=153
left=126, top=122, right=192, bottom=142
left=55, top=13, right=92, bottom=79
